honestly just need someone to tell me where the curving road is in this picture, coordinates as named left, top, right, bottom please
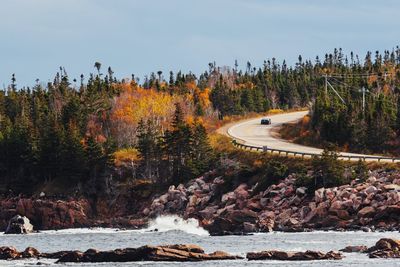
left=226, top=110, right=400, bottom=162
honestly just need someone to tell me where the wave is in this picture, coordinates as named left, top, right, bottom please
left=143, top=215, right=209, bottom=236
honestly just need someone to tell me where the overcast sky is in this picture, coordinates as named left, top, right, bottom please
left=1, top=0, right=399, bottom=87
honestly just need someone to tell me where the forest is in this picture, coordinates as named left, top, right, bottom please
left=1, top=47, right=400, bottom=196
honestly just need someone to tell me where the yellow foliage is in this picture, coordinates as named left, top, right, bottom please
left=112, top=83, right=182, bottom=127
left=268, top=109, right=284, bottom=114
left=236, top=82, right=255, bottom=90
left=114, top=148, right=141, bottom=167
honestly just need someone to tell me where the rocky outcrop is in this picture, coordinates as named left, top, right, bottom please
left=339, top=245, right=368, bottom=253
left=4, top=215, right=33, bottom=234
left=246, top=250, right=343, bottom=261
left=367, top=238, right=400, bottom=258
left=0, top=198, right=93, bottom=231
left=57, top=245, right=242, bottom=262
left=145, top=170, right=400, bottom=234
left=0, top=244, right=242, bottom=262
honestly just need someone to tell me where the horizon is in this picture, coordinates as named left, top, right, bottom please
left=1, top=0, right=400, bottom=87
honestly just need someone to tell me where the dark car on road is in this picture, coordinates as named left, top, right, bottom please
left=261, top=118, right=272, bottom=125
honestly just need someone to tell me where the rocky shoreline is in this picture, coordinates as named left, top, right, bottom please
left=1, top=238, right=399, bottom=262
left=146, top=170, right=400, bottom=235
left=0, top=197, right=147, bottom=232
left=1, top=170, right=399, bottom=235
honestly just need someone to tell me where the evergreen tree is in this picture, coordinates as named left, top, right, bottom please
left=164, top=103, right=192, bottom=184
left=188, top=122, right=213, bottom=176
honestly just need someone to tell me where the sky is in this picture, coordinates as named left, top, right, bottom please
left=1, top=0, right=399, bottom=87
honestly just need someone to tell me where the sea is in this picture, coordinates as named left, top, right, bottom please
left=1, top=215, right=400, bottom=266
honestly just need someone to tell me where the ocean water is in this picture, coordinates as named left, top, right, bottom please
left=0, top=215, right=400, bottom=266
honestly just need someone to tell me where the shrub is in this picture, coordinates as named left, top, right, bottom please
left=254, top=159, right=288, bottom=193
left=311, top=148, right=346, bottom=189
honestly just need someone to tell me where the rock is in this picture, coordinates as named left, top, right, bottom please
left=357, top=206, right=375, bottom=217
left=234, top=184, right=249, bottom=200
left=158, top=194, right=169, bottom=204
left=247, top=250, right=343, bottom=261
left=57, top=251, right=84, bottom=262
left=228, top=209, right=258, bottom=224
left=296, top=187, right=307, bottom=196
left=259, top=198, right=269, bottom=207
left=4, top=215, right=33, bottom=234
left=335, top=210, right=350, bottom=220
left=56, top=244, right=243, bottom=262
left=188, top=195, right=198, bottom=207
left=243, top=222, right=257, bottom=232
left=198, top=206, right=217, bottom=220
left=368, top=238, right=400, bottom=258
left=205, top=217, right=235, bottom=235
left=142, top=208, right=150, bottom=216
left=22, top=247, right=41, bottom=258
left=365, top=186, right=377, bottom=195
left=383, top=184, right=400, bottom=191
left=339, top=245, right=368, bottom=253
left=221, top=192, right=235, bottom=204
left=0, top=246, right=21, bottom=260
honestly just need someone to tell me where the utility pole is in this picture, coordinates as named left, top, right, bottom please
left=326, top=80, right=346, bottom=104
left=359, top=86, right=369, bottom=113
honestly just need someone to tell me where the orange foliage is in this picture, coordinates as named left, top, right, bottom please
left=301, top=115, right=311, bottom=126
left=383, top=84, right=391, bottom=95
left=199, top=88, right=211, bottom=108
left=368, top=75, right=378, bottom=85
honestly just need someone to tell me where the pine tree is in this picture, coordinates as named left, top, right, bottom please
left=137, top=119, right=161, bottom=181
left=188, top=122, right=213, bottom=176
left=164, top=103, right=192, bottom=184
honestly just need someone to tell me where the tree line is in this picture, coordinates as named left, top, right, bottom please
left=1, top=48, right=400, bottom=195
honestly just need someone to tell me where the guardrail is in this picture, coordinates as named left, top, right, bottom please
left=231, top=140, right=400, bottom=163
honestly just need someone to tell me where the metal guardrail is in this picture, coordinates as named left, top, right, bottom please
left=231, top=140, right=400, bottom=163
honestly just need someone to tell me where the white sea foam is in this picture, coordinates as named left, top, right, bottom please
left=144, top=215, right=209, bottom=236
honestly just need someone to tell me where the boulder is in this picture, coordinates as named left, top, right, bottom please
left=243, top=222, right=257, bottom=232
left=4, top=215, right=33, bottom=234
left=383, top=184, right=400, bottom=191
left=357, top=206, right=375, bottom=218
left=0, top=246, right=21, bottom=260
left=368, top=238, right=400, bottom=258
left=22, top=247, right=41, bottom=258
left=296, top=187, right=307, bottom=196
left=365, top=186, right=378, bottom=195
left=247, top=250, right=343, bottom=261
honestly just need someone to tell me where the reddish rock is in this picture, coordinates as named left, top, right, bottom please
left=358, top=206, right=375, bottom=217
left=22, top=247, right=41, bottom=258
left=0, top=246, right=21, bottom=260
left=368, top=238, right=400, bottom=258
left=339, top=245, right=368, bottom=253
left=247, top=250, right=343, bottom=261
left=56, top=245, right=242, bottom=262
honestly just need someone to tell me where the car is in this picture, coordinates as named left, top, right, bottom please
left=261, top=118, right=271, bottom=125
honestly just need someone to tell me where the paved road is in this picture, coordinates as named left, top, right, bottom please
left=227, top=111, right=400, bottom=162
